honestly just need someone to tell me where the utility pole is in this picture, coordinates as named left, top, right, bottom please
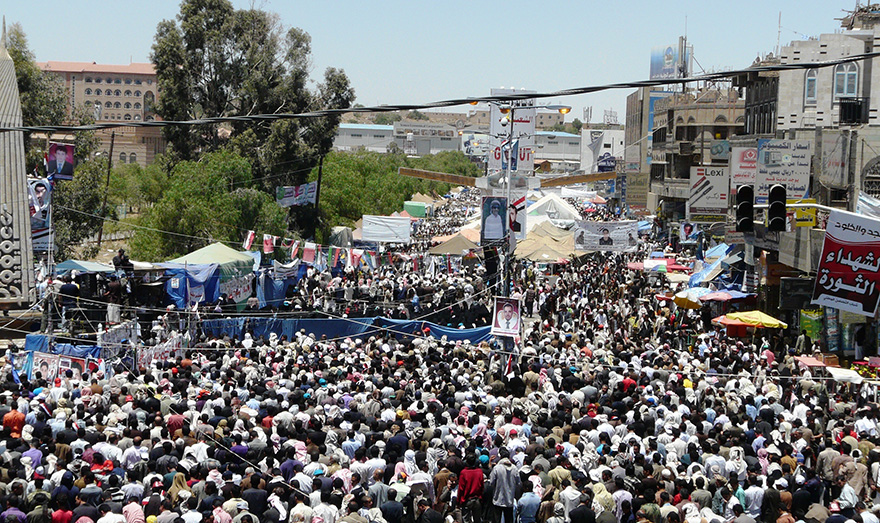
left=310, top=155, right=324, bottom=241
left=96, top=132, right=115, bottom=248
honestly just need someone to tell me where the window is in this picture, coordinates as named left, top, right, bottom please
left=124, top=102, right=131, bottom=109
left=351, top=133, right=362, bottom=138
left=95, top=78, right=102, bottom=84
left=134, top=102, right=141, bottom=109
left=114, top=78, right=121, bottom=84
left=147, top=79, right=152, bottom=85
left=84, top=100, right=91, bottom=106
left=135, top=79, right=142, bottom=85
left=124, top=90, right=131, bottom=97
left=114, top=102, right=121, bottom=108
left=85, top=77, right=92, bottom=83
left=106, top=77, right=112, bottom=84
left=115, top=89, right=121, bottom=96
left=134, top=90, right=141, bottom=97
left=95, top=89, right=102, bottom=95
left=603, top=143, right=612, bottom=149
left=124, top=114, right=132, bottom=120
left=129, top=153, right=137, bottom=163
left=125, top=78, right=132, bottom=84
left=805, top=69, right=818, bottom=104
left=134, top=114, right=141, bottom=121
left=835, top=63, right=858, bottom=97
left=373, top=134, right=385, bottom=139
left=85, top=88, right=92, bottom=95
left=119, top=152, right=127, bottom=163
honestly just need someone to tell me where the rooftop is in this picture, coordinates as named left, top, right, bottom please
left=536, top=131, right=580, bottom=138
left=38, top=61, right=156, bottom=76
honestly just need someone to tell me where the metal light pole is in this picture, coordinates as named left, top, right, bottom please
left=503, top=106, right=514, bottom=298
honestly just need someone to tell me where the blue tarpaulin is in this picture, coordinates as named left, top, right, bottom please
left=161, top=264, right=220, bottom=309
left=25, top=335, right=102, bottom=358
left=200, top=317, right=493, bottom=344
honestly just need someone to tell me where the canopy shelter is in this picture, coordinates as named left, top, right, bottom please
left=794, top=356, right=827, bottom=368
left=699, top=290, right=752, bottom=302
left=409, top=192, right=436, bottom=205
left=55, top=260, right=115, bottom=275
left=725, top=310, right=788, bottom=329
left=428, top=233, right=480, bottom=256
left=528, top=220, right=574, bottom=241
left=164, top=243, right=256, bottom=310
left=432, top=228, right=480, bottom=244
left=403, top=201, right=428, bottom=218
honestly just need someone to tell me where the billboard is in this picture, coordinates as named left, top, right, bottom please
left=626, top=172, right=649, bottom=211
left=574, top=220, right=639, bottom=252
left=820, top=130, right=848, bottom=189
left=729, top=147, right=757, bottom=190
left=650, top=42, right=690, bottom=80
left=756, top=139, right=812, bottom=203
left=688, top=166, right=729, bottom=223
left=362, top=215, right=412, bottom=244
left=812, top=209, right=880, bottom=317
left=488, top=88, right=536, bottom=173
left=276, top=181, right=318, bottom=207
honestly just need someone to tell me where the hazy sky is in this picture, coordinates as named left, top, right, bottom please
left=3, top=1, right=852, bottom=123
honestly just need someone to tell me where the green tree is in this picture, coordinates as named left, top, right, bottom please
left=7, top=22, right=67, bottom=168
left=373, top=112, right=402, bottom=125
left=571, top=118, right=583, bottom=133
left=308, top=150, right=480, bottom=240
left=151, top=0, right=354, bottom=192
left=406, top=110, right=429, bottom=121
left=129, top=151, right=288, bottom=259
left=52, top=160, right=109, bottom=260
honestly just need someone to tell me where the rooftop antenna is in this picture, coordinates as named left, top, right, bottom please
left=776, top=12, right=781, bottom=56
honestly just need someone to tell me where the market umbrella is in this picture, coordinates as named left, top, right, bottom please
left=699, top=290, right=750, bottom=302
left=673, top=287, right=713, bottom=309
left=627, top=262, right=644, bottom=270
left=590, top=195, right=607, bottom=205
left=724, top=310, right=788, bottom=329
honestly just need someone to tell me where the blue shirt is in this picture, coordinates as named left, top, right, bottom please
left=516, top=492, right=541, bottom=523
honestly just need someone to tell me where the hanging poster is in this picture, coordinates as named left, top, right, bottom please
left=48, top=142, right=76, bottom=181
left=32, top=352, right=59, bottom=381
left=491, top=297, right=521, bottom=337
left=481, top=196, right=508, bottom=245
left=755, top=139, right=812, bottom=203
left=811, top=209, right=880, bottom=317
left=574, top=220, right=639, bottom=252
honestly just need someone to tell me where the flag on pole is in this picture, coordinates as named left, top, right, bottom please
left=332, top=247, right=341, bottom=266
left=242, top=230, right=256, bottom=250
left=263, top=234, right=276, bottom=254
left=290, top=241, right=300, bottom=259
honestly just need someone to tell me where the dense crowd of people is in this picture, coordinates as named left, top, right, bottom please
left=14, top=188, right=873, bottom=523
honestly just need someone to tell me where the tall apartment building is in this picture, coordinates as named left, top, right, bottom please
left=38, top=61, right=166, bottom=166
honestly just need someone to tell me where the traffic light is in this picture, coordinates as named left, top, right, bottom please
left=767, top=184, right=787, bottom=232
left=735, top=185, right=754, bottom=233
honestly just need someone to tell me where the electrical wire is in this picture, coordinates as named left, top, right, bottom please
left=1, top=52, right=876, bottom=134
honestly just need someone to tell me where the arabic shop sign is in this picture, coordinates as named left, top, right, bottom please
left=812, top=209, right=880, bottom=317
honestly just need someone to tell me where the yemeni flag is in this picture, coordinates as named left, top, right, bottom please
left=242, top=230, right=256, bottom=250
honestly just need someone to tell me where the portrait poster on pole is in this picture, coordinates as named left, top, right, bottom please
left=491, top=296, right=521, bottom=337
left=48, top=142, right=76, bottom=181
left=481, top=196, right=508, bottom=246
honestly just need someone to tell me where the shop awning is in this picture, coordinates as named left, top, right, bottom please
left=794, top=356, right=826, bottom=368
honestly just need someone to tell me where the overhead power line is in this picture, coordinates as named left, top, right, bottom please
left=0, top=52, right=876, bottom=134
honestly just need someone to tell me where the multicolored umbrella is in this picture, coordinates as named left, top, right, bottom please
left=673, top=287, right=713, bottom=309
left=699, top=290, right=750, bottom=302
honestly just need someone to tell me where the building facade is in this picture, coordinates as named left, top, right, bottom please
left=38, top=61, right=166, bottom=166
left=333, top=124, right=394, bottom=152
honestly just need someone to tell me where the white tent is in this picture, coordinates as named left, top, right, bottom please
left=526, top=193, right=581, bottom=221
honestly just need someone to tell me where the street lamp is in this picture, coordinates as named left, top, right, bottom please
left=473, top=99, right=571, bottom=296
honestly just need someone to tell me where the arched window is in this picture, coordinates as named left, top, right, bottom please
left=134, top=102, right=141, bottom=109
left=105, top=77, right=112, bottom=84
left=135, top=79, right=142, bottom=85
left=85, top=88, right=92, bottom=95
left=805, top=70, right=818, bottom=104
left=114, top=102, right=121, bottom=108
left=94, top=78, right=102, bottom=84
left=129, top=153, right=137, bottom=164
left=124, top=114, right=132, bottom=120
left=835, top=63, right=858, bottom=97
left=115, top=89, right=121, bottom=96
left=114, top=78, right=121, bottom=84
left=134, top=90, right=141, bottom=97
left=134, top=114, right=141, bottom=121
left=85, top=77, right=92, bottom=83
left=124, top=102, right=131, bottom=109
left=84, top=100, right=91, bottom=106
left=119, top=152, right=127, bottom=163
left=125, top=78, right=132, bottom=85
left=124, top=90, right=131, bottom=97
left=95, top=89, right=102, bottom=96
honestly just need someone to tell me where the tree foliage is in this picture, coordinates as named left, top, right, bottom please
left=372, top=112, right=402, bottom=125
left=309, top=150, right=480, bottom=241
left=129, top=151, right=288, bottom=260
left=52, top=160, right=109, bottom=260
left=406, top=110, right=429, bottom=121
left=151, top=0, right=355, bottom=189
